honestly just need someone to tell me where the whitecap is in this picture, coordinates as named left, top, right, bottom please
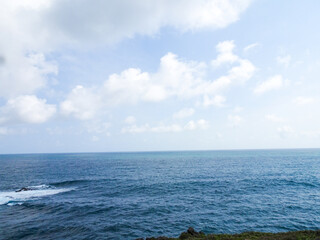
left=0, top=185, right=73, bottom=206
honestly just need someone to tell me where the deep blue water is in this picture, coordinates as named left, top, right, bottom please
left=0, top=149, right=320, bottom=239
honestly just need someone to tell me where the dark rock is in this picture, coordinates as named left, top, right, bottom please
left=15, top=187, right=31, bottom=192
left=179, top=227, right=204, bottom=239
left=187, top=227, right=198, bottom=236
left=146, top=237, right=169, bottom=240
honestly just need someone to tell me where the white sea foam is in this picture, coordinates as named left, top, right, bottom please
left=0, top=185, right=72, bottom=205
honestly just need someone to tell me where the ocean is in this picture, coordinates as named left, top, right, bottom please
left=0, top=149, right=319, bottom=239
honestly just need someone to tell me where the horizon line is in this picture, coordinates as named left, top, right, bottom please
left=0, top=147, right=319, bottom=156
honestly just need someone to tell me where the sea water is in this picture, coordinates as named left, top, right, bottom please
left=0, top=149, right=319, bottom=239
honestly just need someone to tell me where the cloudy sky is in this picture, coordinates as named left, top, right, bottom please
left=0, top=0, right=320, bottom=154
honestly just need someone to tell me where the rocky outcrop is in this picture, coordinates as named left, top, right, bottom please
left=136, top=237, right=170, bottom=240
left=136, top=227, right=205, bottom=240
left=136, top=228, right=320, bottom=240
left=15, top=187, right=32, bottom=192
left=179, top=227, right=205, bottom=239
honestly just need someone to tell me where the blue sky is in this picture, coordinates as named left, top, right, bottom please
left=0, top=0, right=320, bottom=153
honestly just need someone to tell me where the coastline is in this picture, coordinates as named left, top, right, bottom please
left=137, top=227, right=320, bottom=240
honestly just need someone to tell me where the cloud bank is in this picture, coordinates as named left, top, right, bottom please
left=0, top=0, right=253, bottom=128
left=60, top=41, right=256, bottom=120
left=0, top=95, right=56, bottom=124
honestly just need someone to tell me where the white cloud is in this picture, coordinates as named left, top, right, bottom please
left=212, top=40, right=239, bottom=67
left=0, top=1, right=255, bottom=143
left=0, top=0, right=252, bottom=102
left=185, top=119, right=209, bottom=130
left=0, top=0, right=252, bottom=48
left=154, top=52, right=207, bottom=99
left=243, top=43, right=259, bottom=52
left=228, top=59, right=255, bottom=84
left=126, top=42, right=254, bottom=100
left=204, top=76, right=231, bottom=94
left=102, top=53, right=206, bottom=103
left=254, top=75, right=284, bottom=95
left=143, top=85, right=168, bottom=102
left=61, top=43, right=256, bottom=120
left=293, top=96, right=314, bottom=106
left=122, top=119, right=209, bottom=134
left=104, top=68, right=152, bottom=104
left=150, top=124, right=183, bottom=133
left=85, top=121, right=110, bottom=135
left=124, top=116, right=136, bottom=124
left=210, top=40, right=256, bottom=87
left=265, top=114, right=284, bottom=123
left=203, top=95, right=226, bottom=107
left=60, top=85, right=101, bottom=120
left=0, top=95, right=56, bottom=124
left=121, top=124, right=149, bottom=134
left=173, top=108, right=195, bottom=119
left=0, top=53, right=58, bottom=98
left=0, top=2, right=58, bottom=102
left=277, top=125, right=294, bottom=138
left=277, top=55, right=291, bottom=68
left=228, top=114, right=243, bottom=127
left=211, top=40, right=256, bottom=85
left=41, top=0, right=252, bottom=45
left=0, top=0, right=255, bottom=126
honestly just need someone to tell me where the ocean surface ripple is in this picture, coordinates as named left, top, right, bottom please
left=0, top=149, right=319, bottom=239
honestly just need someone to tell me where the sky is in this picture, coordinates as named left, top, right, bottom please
left=0, top=0, right=320, bottom=154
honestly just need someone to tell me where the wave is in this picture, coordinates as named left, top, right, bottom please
left=267, top=178, right=319, bottom=188
left=0, top=184, right=73, bottom=206
left=50, top=179, right=92, bottom=187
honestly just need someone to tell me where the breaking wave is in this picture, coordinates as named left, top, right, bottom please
left=0, top=184, right=73, bottom=206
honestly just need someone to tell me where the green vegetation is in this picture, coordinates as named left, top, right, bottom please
left=203, top=230, right=320, bottom=240
left=138, top=228, right=320, bottom=240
